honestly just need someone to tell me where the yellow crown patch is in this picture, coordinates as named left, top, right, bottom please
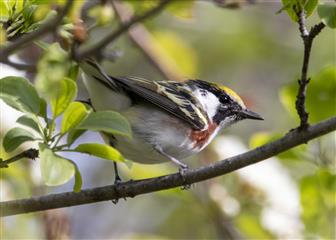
left=220, top=86, right=246, bottom=108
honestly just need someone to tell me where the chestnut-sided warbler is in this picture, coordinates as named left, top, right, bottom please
left=80, top=59, right=263, bottom=175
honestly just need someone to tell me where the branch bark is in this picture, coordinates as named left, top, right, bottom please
left=296, top=11, right=326, bottom=130
left=74, top=0, right=172, bottom=60
left=1, top=117, right=335, bottom=217
left=0, top=0, right=74, bottom=61
left=0, top=148, right=39, bottom=168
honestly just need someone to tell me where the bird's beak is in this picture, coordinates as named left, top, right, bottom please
left=239, top=109, right=264, bottom=120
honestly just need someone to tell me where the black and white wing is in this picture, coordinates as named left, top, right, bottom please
left=80, top=59, right=209, bottom=130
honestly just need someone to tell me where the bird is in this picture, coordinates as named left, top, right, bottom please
left=80, top=58, right=263, bottom=180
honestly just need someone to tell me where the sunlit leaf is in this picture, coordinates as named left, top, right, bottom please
left=281, top=0, right=318, bottom=21
left=77, top=111, right=132, bottom=137
left=50, top=78, right=77, bottom=118
left=3, top=127, right=37, bottom=152
left=75, top=143, right=125, bottom=162
left=152, top=30, right=198, bottom=78
left=16, top=114, right=43, bottom=136
left=0, top=76, right=41, bottom=114
left=318, top=4, right=336, bottom=28
left=39, top=143, right=75, bottom=186
left=61, top=102, right=89, bottom=134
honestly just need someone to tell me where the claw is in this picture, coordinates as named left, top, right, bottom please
left=179, top=165, right=191, bottom=190
left=111, top=178, right=121, bottom=204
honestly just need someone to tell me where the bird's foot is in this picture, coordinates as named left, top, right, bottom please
left=179, top=164, right=191, bottom=190
left=111, top=175, right=123, bottom=204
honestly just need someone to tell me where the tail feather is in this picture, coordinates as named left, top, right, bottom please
left=79, top=58, right=119, bottom=91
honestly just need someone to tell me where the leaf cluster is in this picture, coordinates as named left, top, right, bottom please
left=0, top=42, right=132, bottom=192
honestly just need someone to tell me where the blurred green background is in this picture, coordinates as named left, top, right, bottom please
left=1, top=0, right=335, bottom=239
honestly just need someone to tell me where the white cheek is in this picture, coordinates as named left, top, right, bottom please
left=193, top=89, right=221, bottom=119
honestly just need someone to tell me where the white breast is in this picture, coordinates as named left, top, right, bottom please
left=113, top=104, right=198, bottom=164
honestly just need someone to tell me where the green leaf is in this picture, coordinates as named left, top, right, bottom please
left=16, top=114, right=42, bottom=135
left=0, top=76, right=41, bottom=114
left=280, top=66, right=336, bottom=123
left=281, top=0, right=318, bottom=21
left=50, top=78, right=77, bottom=118
left=39, top=97, right=47, bottom=119
left=39, top=143, right=75, bottom=186
left=3, top=127, right=37, bottom=152
left=77, top=111, right=132, bottom=137
left=35, top=43, right=70, bottom=98
left=75, top=143, right=124, bottom=162
left=61, top=102, right=89, bottom=134
left=72, top=162, right=82, bottom=192
left=304, top=0, right=319, bottom=17
left=318, top=4, right=336, bottom=28
left=67, top=129, right=86, bottom=146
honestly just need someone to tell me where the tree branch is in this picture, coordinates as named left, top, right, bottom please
left=1, top=117, right=335, bottom=217
left=0, top=0, right=73, bottom=61
left=296, top=11, right=326, bottom=130
left=74, top=0, right=172, bottom=60
left=0, top=148, right=39, bottom=168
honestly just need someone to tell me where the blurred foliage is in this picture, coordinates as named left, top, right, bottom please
left=151, top=30, right=198, bottom=77
left=300, top=168, right=336, bottom=239
left=0, top=0, right=335, bottom=239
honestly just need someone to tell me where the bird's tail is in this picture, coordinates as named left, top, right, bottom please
left=79, top=58, right=118, bottom=90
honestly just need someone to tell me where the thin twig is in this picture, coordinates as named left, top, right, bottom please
left=296, top=10, right=326, bottom=130
left=0, top=148, right=39, bottom=168
left=74, top=0, right=171, bottom=60
left=1, top=117, right=335, bottom=216
left=0, top=0, right=74, bottom=61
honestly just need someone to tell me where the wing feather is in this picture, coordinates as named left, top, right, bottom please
left=115, top=76, right=209, bottom=130
left=80, top=59, right=208, bottom=130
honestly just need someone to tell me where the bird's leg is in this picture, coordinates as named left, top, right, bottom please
left=154, top=145, right=190, bottom=188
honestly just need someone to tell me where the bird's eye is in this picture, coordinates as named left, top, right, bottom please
left=222, top=96, right=230, bottom=103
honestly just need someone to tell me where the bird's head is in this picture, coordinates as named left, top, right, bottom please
left=190, top=80, right=263, bottom=128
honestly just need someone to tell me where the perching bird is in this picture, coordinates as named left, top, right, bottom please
left=80, top=59, right=263, bottom=178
